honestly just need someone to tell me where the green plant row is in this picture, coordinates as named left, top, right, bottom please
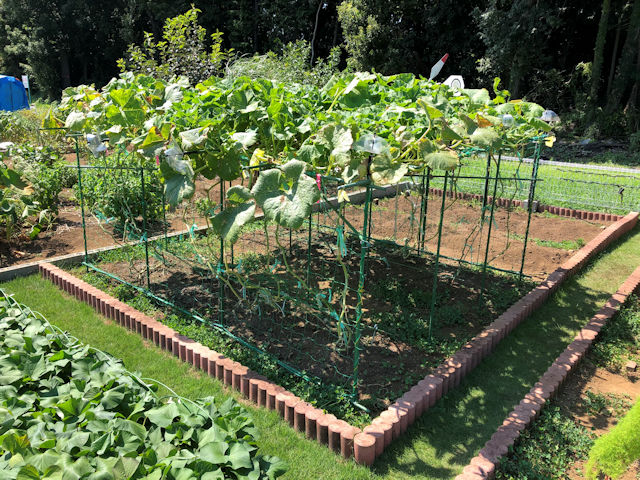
left=50, top=71, right=553, bottom=245
left=0, top=289, right=286, bottom=480
left=0, top=152, right=42, bottom=241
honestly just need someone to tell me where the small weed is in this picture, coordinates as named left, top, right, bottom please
left=509, top=232, right=586, bottom=250
left=583, top=390, right=609, bottom=416
left=582, top=390, right=632, bottom=418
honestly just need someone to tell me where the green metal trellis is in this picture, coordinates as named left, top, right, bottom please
left=71, top=136, right=545, bottom=407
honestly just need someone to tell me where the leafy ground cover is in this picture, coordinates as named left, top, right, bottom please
left=3, top=226, right=640, bottom=479
left=0, top=289, right=286, bottom=480
left=0, top=276, right=374, bottom=480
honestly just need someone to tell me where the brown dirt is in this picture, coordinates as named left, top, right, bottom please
left=93, top=220, right=536, bottom=412
left=2, top=178, right=608, bottom=279
left=347, top=192, right=610, bottom=280
left=0, top=178, right=218, bottom=268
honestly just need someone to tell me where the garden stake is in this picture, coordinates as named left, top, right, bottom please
left=139, top=166, right=151, bottom=289
left=418, top=167, right=432, bottom=254
left=353, top=179, right=372, bottom=397
left=519, top=140, right=542, bottom=280
left=218, top=181, right=225, bottom=326
left=478, top=151, right=492, bottom=263
left=74, top=136, right=89, bottom=271
left=427, top=170, right=449, bottom=340
left=481, top=152, right=502, bottom=291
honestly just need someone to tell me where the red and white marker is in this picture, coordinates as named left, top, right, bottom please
left=429, top=53, right=449, bottom=80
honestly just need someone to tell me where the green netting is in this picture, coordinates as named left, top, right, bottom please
left=73, top=140, right=546, bottom=410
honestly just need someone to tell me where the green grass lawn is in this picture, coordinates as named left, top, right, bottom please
left=3, top=226, right=640, bottom=479
left=422, top=156, right=640, bottom=215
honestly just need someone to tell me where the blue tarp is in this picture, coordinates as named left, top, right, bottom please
left=0, top=75, right=29, bottom=112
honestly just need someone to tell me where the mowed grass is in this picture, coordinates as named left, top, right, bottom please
left=3, top=225, right=640, bottom=479
left=424, top=156, right=640, bottom=215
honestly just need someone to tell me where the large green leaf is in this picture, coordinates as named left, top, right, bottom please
left=179, top=128, right=208, bottom=151
left=199, top=442, right=229, bottom=465
left=109, top=89, right=136, bottom=108
left=423, top=151, right=459, bottom=171
left=251, top=159, right=320, bottom=229
left=260, top=456, right=289, bottom=480
left=315, top=124, right=352, bottom=167
left=231, top=131, right=257, bottom=149
left=160, top=147, right=195, bottom=206
left=470, top=128, right=502, bottom=149
left=211, top=201, right=255, bottom=244
left=370, top=152, right=408, bottom=185
left=64, top=112, right=87, bottom=132
left=228, top=442, right=252, bottom=470
left=144, top=403, right=180, bottom=428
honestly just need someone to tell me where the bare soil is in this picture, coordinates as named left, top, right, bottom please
left=87, top=189, right=608, bottom=412
left=347, top=192, right=610, bottom=280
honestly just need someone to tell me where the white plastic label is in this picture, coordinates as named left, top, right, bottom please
left=21, top=75, right=29, bottom=89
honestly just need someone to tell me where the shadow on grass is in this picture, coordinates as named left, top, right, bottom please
left=371, top=228, right=640, bottom=479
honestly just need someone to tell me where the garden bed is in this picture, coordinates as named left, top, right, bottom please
left=346, top=192, right=610, bottom=280
left=79, top=232, right=534, bottom=412
left=55, top=193, right=615, bottom=417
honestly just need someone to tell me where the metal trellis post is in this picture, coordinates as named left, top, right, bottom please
left=427, top=170, right=449, bottom=341
left=519, top=141, right=542, bottom=280
left=139, top=166, right=151, bottom=288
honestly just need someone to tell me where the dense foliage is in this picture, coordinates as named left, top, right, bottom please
left=50, top=71, right=552, bottom=243
left=0, top=290, right=286, bottom=480
left=117, top=8, right=232, bottom=85
left=496, top=407, right=594, bottom=480
left=76, top=154, right=164, bottom=229
left=0, top=152, right=43, bottom=241
left=2, top=1, right=638, bottom=140
left=10, top=144, right=75, bottom=213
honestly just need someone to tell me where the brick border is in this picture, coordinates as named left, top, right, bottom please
left=363, top=212, right=638, bottom=464
left=38, top=211, right=638, bottom=466
left=426, top=186, right=623, bottom=222
left=455, top=265, right=640, bottom=480
left=38, top=262, right=363, bottom=459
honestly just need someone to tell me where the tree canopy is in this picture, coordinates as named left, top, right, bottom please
left=0, top=0, right=638, bottom=137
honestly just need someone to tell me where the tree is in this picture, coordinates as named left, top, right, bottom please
left=607, top=0, right=640, bottom=114
left=0, top=0, right=145, bottom=98
left=590, top=0, right=611, bottom=101
left=338, top=0, right=485, bottom=79
left=117, top=7, right=231, bottom=84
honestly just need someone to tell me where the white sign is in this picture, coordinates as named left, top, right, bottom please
left=21, top=75, right=29, bottom=89
left=443, top=75, right=465, bottom=90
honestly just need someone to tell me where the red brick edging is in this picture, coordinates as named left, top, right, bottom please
left=454, top=265, right=640, bottom=480
left=38, top=262, right=361, bottom=459
left=427, top=187, right=623, bottom=222
left=38, top=211, right=638, bottom=466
